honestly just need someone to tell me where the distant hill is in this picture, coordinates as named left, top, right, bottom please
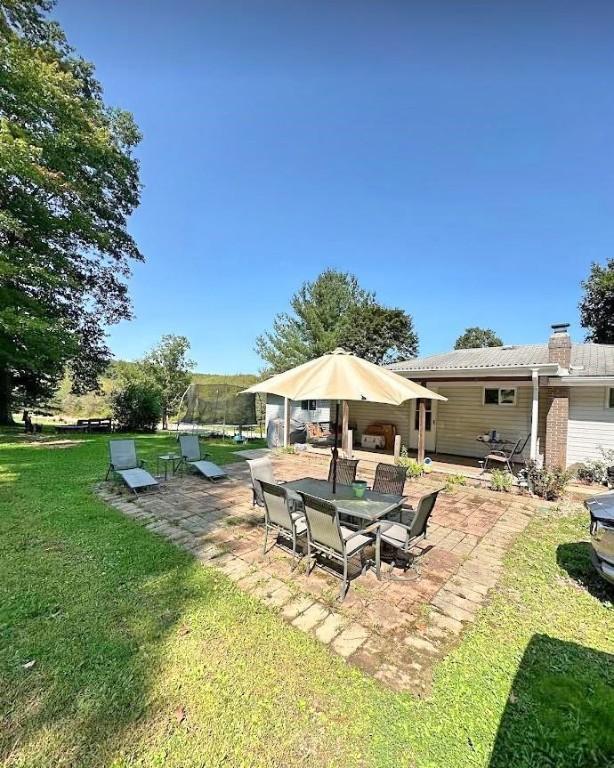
left=52, top=366, right=261, bottom=421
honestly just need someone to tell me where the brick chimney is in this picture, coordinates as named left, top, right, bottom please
left=543, top=323, right=571, bottom=468
left=548, top=323, right=571, bottom=369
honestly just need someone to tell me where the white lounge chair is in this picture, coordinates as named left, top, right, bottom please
left=178, top=434, right=227, bottom=481
left=106, top=439, right=159, bottom=495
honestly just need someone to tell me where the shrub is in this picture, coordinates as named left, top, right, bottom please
left=524, top=461, right=572, bottom=501
left=395, top=447, right=424, bottom=478
left=489, top=469, right=514, bottom=493
left=111, top=381, right=161, bottom=432
left=444, top=473, right=467, bottom=493
left=575, top=447, right=614, bottom=485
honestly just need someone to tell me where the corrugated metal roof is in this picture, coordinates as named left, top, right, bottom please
left=388, top=342, right=614, bottom=377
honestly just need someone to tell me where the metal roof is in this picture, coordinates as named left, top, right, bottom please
left=388, top=342, right=614, bottom=377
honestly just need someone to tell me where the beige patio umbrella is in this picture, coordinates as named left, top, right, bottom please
left=243, top=348, right=446, bottom=492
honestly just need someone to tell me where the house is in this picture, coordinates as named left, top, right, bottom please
left=265, top=324, right=614, bottom=468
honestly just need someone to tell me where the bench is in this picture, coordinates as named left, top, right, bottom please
left=56, top=417, right=113, bottom=433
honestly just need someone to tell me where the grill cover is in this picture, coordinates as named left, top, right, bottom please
left=585, top=492, right=614, bottom=524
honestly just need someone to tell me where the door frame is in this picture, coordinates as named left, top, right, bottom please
left=408, top=387, right=438, bottom=453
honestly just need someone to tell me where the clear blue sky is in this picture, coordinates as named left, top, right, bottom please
left=55, top=0, right=614, bottom=373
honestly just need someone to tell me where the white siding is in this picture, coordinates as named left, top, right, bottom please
left=265, top=395, right=331, bottom=428
left=348, top=401, right=411, bottom=446
left=567, top=387, right=614, bottom=466
left=435, top=384, right=532, bottom=459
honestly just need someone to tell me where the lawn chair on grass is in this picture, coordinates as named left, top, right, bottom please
left=105, top=439, right=159, bottom=496
left=178, top=434, right=227, bottom=481
left=259, top=480, right=306, bottom=565
left=298, top=491, right=376, bottom=601
left=375, top=487, right=443, bottom=579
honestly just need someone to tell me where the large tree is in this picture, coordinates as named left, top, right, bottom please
left=454, top=327, right=502, bottom=350
left=0, top=0, right=142, bottom=423
left=255, top=269, right=418, bottom=372
left=141, top=335, right=195, bottom=430
left=579, top=258, right=614, bottom=344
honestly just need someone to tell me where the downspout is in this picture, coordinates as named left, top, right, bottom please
left=530, top=369, right=539, bottom=460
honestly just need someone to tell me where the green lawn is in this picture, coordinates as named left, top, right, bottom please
left=1, top=431, right=613, bottom=767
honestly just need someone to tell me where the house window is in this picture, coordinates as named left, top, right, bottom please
left=300, top=399, right=317, bottom=411
left=608, top=388, right=614, bottom=409
left=483, top=387, right=517, bottom=406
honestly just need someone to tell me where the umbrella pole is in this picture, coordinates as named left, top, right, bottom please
left=332, top=401, right=339, bottom=494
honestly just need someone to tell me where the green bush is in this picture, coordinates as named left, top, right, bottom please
left=489, top=469, right=514, bottom=493
left=110, top=381, right=161, bottom=432
left=444, top=473, right=468, bottom=493
left=525, top=461, right=572, bottom=501
left=395, top=447, right=424, bottom=478
left=575, top=447, right=614, bottom=485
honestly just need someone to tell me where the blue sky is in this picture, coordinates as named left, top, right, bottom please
left=55, top=0, right=614, bottom=373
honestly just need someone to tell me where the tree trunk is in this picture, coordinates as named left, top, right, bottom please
left=0, top=368, right=15, bottom=426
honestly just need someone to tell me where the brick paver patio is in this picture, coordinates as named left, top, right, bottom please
left=98, top=451, right=539, bottom=694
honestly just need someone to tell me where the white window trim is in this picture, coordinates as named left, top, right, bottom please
left=606, top=387, right=614, bottom=409
left=483, top=387, right=517, bottom=406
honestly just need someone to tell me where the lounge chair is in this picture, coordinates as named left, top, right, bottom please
left=375, top=487, right=443, bottom=578
left=482, top=435, right=529, bottom=474
left=178, top=434, right=227, bottom=481
left=259, top=480, right=307, bottom=565
left=327, top=457, right=359, bottom=487
left=247, top=456, right=275, bottom=507
left=105, top=439, right=159, bottom=495
left=298, top=491, right=376, bottom=601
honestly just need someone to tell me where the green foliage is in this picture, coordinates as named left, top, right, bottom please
left=110, top=380, right=161, bottom=432
left=454, top=327, right=503, bottom=349
left=579, top=258, right=614, bottom=344
left=255, top=269, right=418, bottom=373
left=574, top=446, right=614, bottom=485
left=444, top=473, right=468, bottom=492
left=525, top=461, right=572, bottom=500
left=489, top=469, right=514, bottom=493
left=141, top=335, right=195, bottom=429
left=395, top=446, right=424, bottom=478
left=0, top=0, right=143, bottom=422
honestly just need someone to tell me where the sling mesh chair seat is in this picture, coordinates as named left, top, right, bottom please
left=298, top=491, right=376, bottom=601
left=179, top=434, right=227, bottom=481
left=375, top=487, right=443, bottom=579
left=483, top=435, right=529, bottom=474
left=259, top=480, right=307, bottom=566
left=247, top=456, right=276, bottom=507
left=327, top=457, right=359, bottom=487
left=105, top=439, right=159, bottom=495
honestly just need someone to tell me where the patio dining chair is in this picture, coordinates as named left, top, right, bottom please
left=298, top=491, right=376, bottom=601
left=372, top=463, right=407, bottom=496
left=482, top=434, right=529, bottom=474
left=246, top=456, right=275, bottom=507
left=105, top=439, right=159, bottom=496
left=327, top=457, right=359, bottom=487
left=259, top=480, right=307, bottom=565
left=178, top=434, right=227, bottom=481
left=375, top=487, right=443, bottom=579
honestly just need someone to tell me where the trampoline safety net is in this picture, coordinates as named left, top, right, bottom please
left=175, top=382, right=262, bottom=437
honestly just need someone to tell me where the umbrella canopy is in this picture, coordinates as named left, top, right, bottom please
left=243, top=348, right=447, bottom=405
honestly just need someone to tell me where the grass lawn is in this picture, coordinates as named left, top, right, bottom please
left=1, top=431, right=613, bottom=767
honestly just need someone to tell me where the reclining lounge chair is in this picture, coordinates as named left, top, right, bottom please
left=179, top=434, right=227, bottom=481
left=106, top=439, right=159, bottom=495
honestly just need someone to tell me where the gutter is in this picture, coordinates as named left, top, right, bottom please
left=393, top=363, right=562, bottom=379
left=548, top=376, right=614, bottom=386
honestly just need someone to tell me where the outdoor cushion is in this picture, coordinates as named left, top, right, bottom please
left=341, top=526, right=372, bottom=555
left=379, top=521, right=408, bottom=547
left=117, top=468, right=159, bottom=491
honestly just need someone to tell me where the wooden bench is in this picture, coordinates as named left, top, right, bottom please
left=56, top=417, right=113, bottom=433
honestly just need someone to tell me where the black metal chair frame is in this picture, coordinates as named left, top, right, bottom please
left=482, top=434, right=529, bottom=474
left=260, top=480, right=307, bottom=566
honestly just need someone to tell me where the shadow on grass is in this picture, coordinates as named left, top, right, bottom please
left=489, top=634, right=614, bottom=768
left=556, top=541, right=614, bottom=603
left=0, top=435, right=227, bottom=766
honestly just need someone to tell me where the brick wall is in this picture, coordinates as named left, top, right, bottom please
left=543, top=386, right=569, bottom=468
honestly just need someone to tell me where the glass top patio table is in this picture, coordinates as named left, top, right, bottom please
left=281, top=477, right=405, bottom=523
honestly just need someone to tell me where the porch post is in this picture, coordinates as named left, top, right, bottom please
left=530, top=369, right=539, bottom=460
left=417, top=399, right=426, bottom=463
left=342, top=400, right=350, bottom=454
left=283, top=397, right=290, bottom=448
